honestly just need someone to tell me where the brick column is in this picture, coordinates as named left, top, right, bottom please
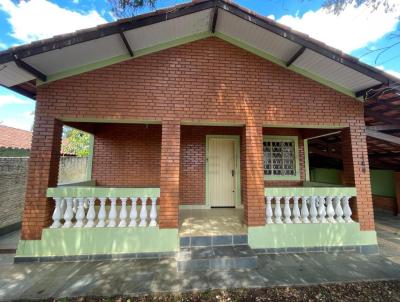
left=341, top=126, right=375, bottom=231
left=242, top=123, right=265, bottom=226
left=21, top=116, right=63, bottom=240
left=395, top=172, right=400, bottom=215
left=159, top=120, right=181, bottom=228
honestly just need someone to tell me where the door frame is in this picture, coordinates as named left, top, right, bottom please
left=205, top=135, right=241, bottom=208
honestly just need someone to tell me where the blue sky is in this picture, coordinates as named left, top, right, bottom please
left=0, top=0, right=399, bottom=130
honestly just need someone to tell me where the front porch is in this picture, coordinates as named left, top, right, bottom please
left=16, top=122, right=378, bottom=262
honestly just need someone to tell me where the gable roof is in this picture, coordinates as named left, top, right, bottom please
left=0, top=125, right=32, bottom=149
left=0, top=0, right=398, bottom=100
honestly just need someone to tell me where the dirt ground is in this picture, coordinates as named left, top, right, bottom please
left=36, top=281, right=400, bottom=302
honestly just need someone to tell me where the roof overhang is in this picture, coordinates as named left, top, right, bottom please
left=0, top=0, right=398, bottom=100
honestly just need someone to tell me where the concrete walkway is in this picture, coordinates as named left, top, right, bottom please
left=0, top=210, right=399, bottom=300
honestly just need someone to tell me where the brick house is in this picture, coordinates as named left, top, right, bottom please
left=0, top=0, right=398, bottom=265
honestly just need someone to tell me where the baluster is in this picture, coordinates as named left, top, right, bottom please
left=83, top=198, right=89, bottom=210
left=72, top=198, right=78, bottom=214
left=50, top=197, right=63, bottom=228
left=326, top=196, right=336, bottom=223
left=85, top=198, right=96, bottom=228
left=129, top=197, right=138, bottom=227
left=274, top=196, right=283, bottom=224
left=342, top=196, right=353, bottom=223
left=96, top=197, right=107, bottom=227
left=318, top=196, right=327, bottom=223
left=74, top=198, right=85, bottom=228
left=283, top=196, right=292, bottom=224
left=292, top=196, right=301, bottom=224
left=334, top=196, right=345, bottom=223
left=301, top=196, right=310, bottom=223
left=149, top=197, right=158, bottom=227
left=107, top=198, right=117, bottom=227
left=62, top=197, right=74, bottom=228
left=265, top=196, right=273, bottom=224
left=139, top=197, right=148, bottom=227
left=118, top=198, right=128, bottom=227
left=310, top=196, right=318, bottom=223
left=60, top=198, right=66, bottom=219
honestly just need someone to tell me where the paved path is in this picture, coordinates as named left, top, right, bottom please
left=0, top=211, right=399, bottom=300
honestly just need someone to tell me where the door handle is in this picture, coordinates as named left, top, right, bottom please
left=232, top=170, right=235, bottom=177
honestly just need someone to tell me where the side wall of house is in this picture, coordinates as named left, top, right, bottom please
left=22, top=37, right=373, bottom=239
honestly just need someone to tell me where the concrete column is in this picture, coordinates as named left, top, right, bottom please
left=341, top=126, right=375, bottom=231
left=159, top=120, right=181, bottom=228
left=242, top=123, right=265, bottom=226
left=21, top=115, right=63, bottom=240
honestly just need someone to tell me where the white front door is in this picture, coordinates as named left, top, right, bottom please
left=208, top=138, right=236, bottom=207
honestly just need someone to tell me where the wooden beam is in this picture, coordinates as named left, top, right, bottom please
left=13, top=54, right=47, bottom=82
left=369, top=152, right=400, bottom=159
left=210, top=6, right=219, bottom=33
left=286, top=46, right=306, bottom=67
left=308, top=146, right=341, bottom=159
left=355, top=84, right=384, bottom=98
left=366, top=129, right=400, bottom=145
left=119, top=30, right=134, bottom=57
left=367, top=125, right=400, bottom=131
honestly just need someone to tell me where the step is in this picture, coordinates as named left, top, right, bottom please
left=179, top=234, right=248, bottom=248
left=177, top=245, right=257, bottom=272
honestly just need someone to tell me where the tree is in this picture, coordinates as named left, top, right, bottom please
left=109, top=0, right=157, bottom=18
left=322, top=0, right=395, bottom=14
left=62, top=127, right=91, bottom=157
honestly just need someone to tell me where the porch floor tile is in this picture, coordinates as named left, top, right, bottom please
left=179, top=208, right=247, bottom=236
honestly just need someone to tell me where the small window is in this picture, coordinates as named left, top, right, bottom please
left=263, top=136, right=299, bottom=180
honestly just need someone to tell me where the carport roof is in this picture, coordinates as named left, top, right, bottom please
left=0, top=0, right=398, bottom=100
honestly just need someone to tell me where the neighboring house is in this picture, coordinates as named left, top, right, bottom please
left=0, top=0, right=399, bottom=264
left=0, top=125, right=32, bottom=157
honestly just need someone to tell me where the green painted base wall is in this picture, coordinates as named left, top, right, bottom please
left=16, top=228, right=178, bottom=257
left=310, top=168, right=342, bottom=185
left=248, top=223, right=377, bottom=249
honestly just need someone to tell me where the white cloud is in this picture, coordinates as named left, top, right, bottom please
left=0, top=94, right=30, bottom=107
left=0, top=0, right=106, bottom=44
left=277, top=1, right=400, bottom=53
left=1, top=111, right=34, bottom=131
left=386, top=69, right=400, bottom=80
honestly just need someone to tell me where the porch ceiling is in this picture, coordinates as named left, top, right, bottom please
left=0, top=0, right=397, bottom=100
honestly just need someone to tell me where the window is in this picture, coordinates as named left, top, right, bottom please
left=263, top=136, right=299, bottom=180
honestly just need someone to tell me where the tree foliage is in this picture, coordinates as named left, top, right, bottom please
left=109, top=0, right=157, bottom=18
left=322, top=0, right=396, bottom=14
left=62, top=127, right=91, bottom=157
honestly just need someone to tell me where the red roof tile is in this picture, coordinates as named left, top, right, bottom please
left=0, top=125, right=32, bottom=149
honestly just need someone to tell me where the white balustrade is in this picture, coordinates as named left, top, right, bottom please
left=74, top=198, right=85, bottom=228
left=274, top=196, right=283, bottom=224
left=62, top=197, right=74, bottom=228
left=292, top=196, right=301, bottom=224
left=265, top=196, right=273, bottom=224
left=139, top=197, right=148, bottom=227
left=50, top=194, right=159, bottom=229
left=283, top=196, right=292, bottom=224
left=264, top=194, right=355, bottom=225
left=318, top=196, right=327, bottom=223
left=118, top=198, right=128, bottom=227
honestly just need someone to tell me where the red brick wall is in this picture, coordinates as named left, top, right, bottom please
left=92, top=124, right=161, bottom=187
left=23, top=37, right=373, bottom=238
left=372, top=195, right=396, bottom=213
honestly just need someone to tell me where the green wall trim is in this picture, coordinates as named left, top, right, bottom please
left=263, top=135, right=300, bottom=181
left=264, top=186, right=357, bottom=196
left=47, top=187, right=160, bottom=198
left=206, top=135, right=241, bottom=208
left=248, top=224, right=377, bottom=249
left=38, top=32, right=212, bottom=85
left=214, top=32, right=357, bottom=99
left=16, top=228, right=178, bottom=257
